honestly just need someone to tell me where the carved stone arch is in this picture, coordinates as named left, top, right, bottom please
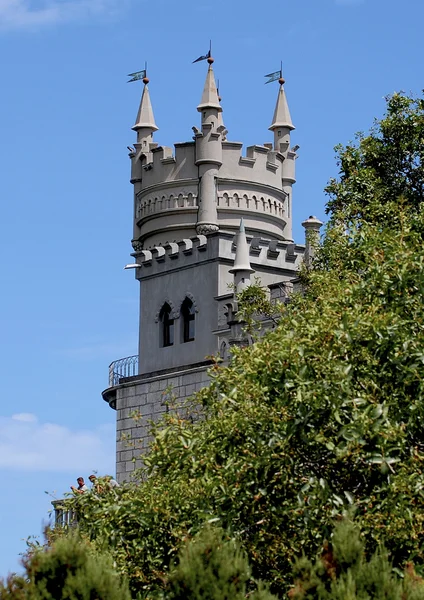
left=179, top=292, right=199, bottom=313
left=155, top=298, right=179, bottom=323
left=187, top=192, right=194, bottom=207
left=243, top=194, right=249, bottom=209
left=178, top=193, right=184, bottom=207
left=223, top=192, right=230, bottom=207
left=233, top=193, right=240, bottom=207
left=220, top=339, right=230, bottom=361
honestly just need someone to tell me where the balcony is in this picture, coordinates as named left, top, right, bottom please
left=52, top=499, right=76, bottom=528
left=108, top=355, right=139, bottom=387
left=103, top=355, right=139, bottom=409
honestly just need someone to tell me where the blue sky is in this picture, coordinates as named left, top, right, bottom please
left=0, top=0, right=422, bottom=578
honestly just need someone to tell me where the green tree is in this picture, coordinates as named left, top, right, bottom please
left=164, top=526, right=277, bottom=600
left=64, top=92, right=424, bottom=598
left=289, top=520, right=424, bottom=600
left=0, top=536, right=130, bottom=600
left=325, top=92, right=424, bottom=224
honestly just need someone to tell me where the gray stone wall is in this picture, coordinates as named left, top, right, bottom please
left=115, top=365, right=211, bottom=482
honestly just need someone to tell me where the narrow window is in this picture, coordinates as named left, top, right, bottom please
left=159, top=303, right=174, bottom=347
left=181, top=298, right=195, bottom=343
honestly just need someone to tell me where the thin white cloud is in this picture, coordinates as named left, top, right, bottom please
left=0, top=413, right=115, bottom=472
left=12, top=413, right=38, bottom=423
left=0, top=0, right=127, bottom=30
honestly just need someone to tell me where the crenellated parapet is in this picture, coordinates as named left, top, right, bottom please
left=131, top=137, right=298, bottom=248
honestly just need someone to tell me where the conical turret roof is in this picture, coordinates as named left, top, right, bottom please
left=197, top=65, right=222, bottom=112
left=269, top=84, right=295, bottom=131
left=229, top=219, right=255, bottom=274
left=132, top=83, right=158, bottom=132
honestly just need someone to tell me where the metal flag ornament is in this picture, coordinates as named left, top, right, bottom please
left=193, top=41, right=212, bottom=63
left=127, top=69, right=147, bottom=83
left=264, top=69, right=282, bottom=84
left=192, top=50, right=211, bottom=63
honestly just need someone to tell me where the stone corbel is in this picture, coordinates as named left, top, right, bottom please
left=165, top=242, right=179, bottom=259
left=285, top=243, right=297, bottom=263
left=152, top=247, right=166, bottom=262
left=181, top=239, right=193, bottom=255
left=250, top=237, right=262, bottom=257
left=140, top=250, right=152, bottom=265
left=267, top=240, right=280, bottom=259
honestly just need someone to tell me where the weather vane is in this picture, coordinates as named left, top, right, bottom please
left=192, top=40, right=213, bottom=64
left=127, top=62, right=148, bottom=83
left=265, top=61, right=284, bottom=84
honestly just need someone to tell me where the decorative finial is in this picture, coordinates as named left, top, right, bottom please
left=143, top=76, right=149, bottom=84
left=279, top=76, right=285, bottom=86
left=207, top=56, right=214, bottom=65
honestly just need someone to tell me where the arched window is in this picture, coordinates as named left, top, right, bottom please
left=159, top=303, right=174, bottom=347
left=181, top=298, right=195, bottom=343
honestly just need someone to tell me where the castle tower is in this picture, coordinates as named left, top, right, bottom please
left=102, top=61, right=310, bottom=481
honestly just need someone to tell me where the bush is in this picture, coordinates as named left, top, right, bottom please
left=164, top=526, right=277, bottom=600
left=0, top=535, right=130, bottom=600
left=289, top=520, right=424, bottom=600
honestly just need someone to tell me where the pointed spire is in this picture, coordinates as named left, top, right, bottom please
left=197, top=59, right=222, bottom=112
left=269, top=78, right=295, bottom=132
left=229, top=219, right=254, bottom=274
left=132, top=78, right=158, bottom=132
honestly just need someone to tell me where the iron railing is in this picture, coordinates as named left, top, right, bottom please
left=108, top=355, right=139, bottom=387
left=52, top=499, right=77, bottom=528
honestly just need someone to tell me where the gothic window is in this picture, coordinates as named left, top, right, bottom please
left=159, top=303, right=174, bottom=347
left=181, top=297, right=195, bottom=343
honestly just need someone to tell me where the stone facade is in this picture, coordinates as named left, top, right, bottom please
left=111, top=364, right=211, bottom=478
left=101, top=60, right=322, bottom=483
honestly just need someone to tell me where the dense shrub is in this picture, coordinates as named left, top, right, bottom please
left=290, top=520, right=424, bottom=600
left=163, top=526, right=277, bottom=600
left=0, top=536, right=130, bottom=600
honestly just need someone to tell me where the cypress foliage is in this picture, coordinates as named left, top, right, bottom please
left=0, top=535, right=130, bottom=600
left=164, top=526, right=277, bottom=600
left=289, top=521, right=424, bottom=600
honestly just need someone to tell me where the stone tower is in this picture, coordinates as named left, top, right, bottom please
left=102, top=61, right=318, bottom=482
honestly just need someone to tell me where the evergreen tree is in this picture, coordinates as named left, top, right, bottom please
left=289, top=520, right=424, bottom=600
left=0, top=535, right=130, bottom=600
left=164, top=526, right=277, bottom=600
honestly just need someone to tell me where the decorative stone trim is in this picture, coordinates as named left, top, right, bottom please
left=179, top=292, right=199, bottom=313
left=155, top=298, right=179, bottom=323
left=196, top=223, right=219, bottom=235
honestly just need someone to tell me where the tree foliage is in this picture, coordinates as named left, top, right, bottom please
left=163, top=526, right=277, bottom=600
left=0, top=536, right=130, bottom=600
left=290, top=520, right=424, bottom=600
left=63, top=92, right=424, bottom=598
left=325, top=92, right=424, bottom=224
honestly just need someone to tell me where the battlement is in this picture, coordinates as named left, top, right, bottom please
left=131, top=135, right=297, bottom=248
left=130, top=231, right=304, bottom=278
left=134, top=137, right=295, bottom=194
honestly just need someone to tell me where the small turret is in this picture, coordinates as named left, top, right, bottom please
left=195, top=56, right=222, bottom=235
left=269, top=75, right=297, bottom=242
left=268, top=75, right=295, bottom=155
left=132, top=76, right=158, bottom=149
left=229, top=219, right=255, bottom=295
left=302, top=215, right=323, bottom=267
